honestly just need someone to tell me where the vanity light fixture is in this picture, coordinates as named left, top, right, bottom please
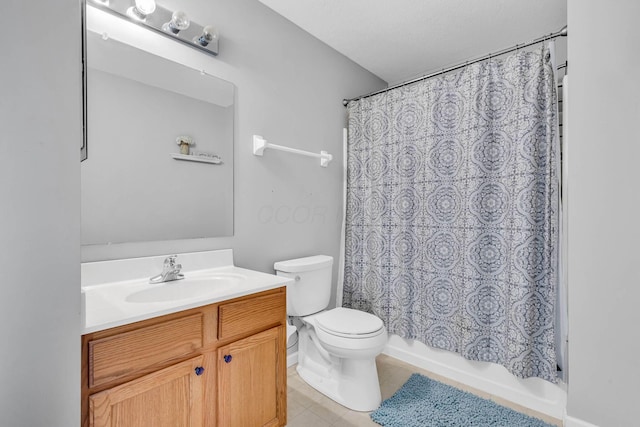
left=89, top=0, right=219, bottom=56
left=163, top=10, right=190, bottom=34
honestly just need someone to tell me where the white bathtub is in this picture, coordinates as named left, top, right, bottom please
left=383, top=334, right=567, bottom=420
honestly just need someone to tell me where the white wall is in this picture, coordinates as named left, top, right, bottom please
left=566, top=1, right=640, bottom=426
left=82, top=0, right=386, bottom=309
left=0, top=1, right=81, bottom=426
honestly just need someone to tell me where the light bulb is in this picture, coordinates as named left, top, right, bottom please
left=135, top=0, right=156, bottom=14
left=128, top=0, right=156, bottom=20
left=162, top=10, right=190, bottom=34
left=195, top=25, right=218, bottom=47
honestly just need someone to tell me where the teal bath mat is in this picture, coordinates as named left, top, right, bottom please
left=370, top=374, right=555, bottom=427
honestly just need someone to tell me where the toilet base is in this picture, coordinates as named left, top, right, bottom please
left=296, top=326, right=383, bottom=412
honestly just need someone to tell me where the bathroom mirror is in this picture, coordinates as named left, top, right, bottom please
left=81, top=21, right=234, bottom=245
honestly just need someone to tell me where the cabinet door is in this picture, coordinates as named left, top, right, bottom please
left=89, top=356, right=204, bottom=427
left=217, top=326, right=286, bottom=427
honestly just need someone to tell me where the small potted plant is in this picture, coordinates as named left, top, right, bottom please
left=176, top=136, right=194, bottom=155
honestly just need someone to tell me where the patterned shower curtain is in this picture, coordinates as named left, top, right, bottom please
left=343, top=47, right=559, bottom=382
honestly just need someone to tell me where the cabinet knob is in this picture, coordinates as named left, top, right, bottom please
left=195, top=366, right=205, bottom=376
left=223, top=354, right=232, bottom=363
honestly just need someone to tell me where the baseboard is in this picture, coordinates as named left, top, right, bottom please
left=287, top=351, right=298, bottom=368
left=564, top=414, right=600, bottom=427
left=383, top=336, right=567, bottom=420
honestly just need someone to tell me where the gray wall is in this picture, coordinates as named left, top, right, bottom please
left=82, top=0, right=386, bottom=305
left=567, top=1, right=640, bottom=426
left=0, top=1, right=81, bottom=426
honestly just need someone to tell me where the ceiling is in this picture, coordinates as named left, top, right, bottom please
left=258, top=0, right=567, bottom=85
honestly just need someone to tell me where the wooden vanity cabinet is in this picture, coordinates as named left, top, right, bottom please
left=81, top=287, right=287, bottom=427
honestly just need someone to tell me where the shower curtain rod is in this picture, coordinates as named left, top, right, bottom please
left=343, top=25, right=567, bottom=106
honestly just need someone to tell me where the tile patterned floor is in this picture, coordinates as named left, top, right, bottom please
left=286, top=354, right=562, bottom=427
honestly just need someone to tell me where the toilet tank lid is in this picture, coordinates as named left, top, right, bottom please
left=274, top=255, right=333, bottom=273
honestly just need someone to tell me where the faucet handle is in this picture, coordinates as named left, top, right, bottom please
left=164, top=255, right=178, bottom=265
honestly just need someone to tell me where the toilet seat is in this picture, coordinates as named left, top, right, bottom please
left=314, top=307, right=384, bottom=339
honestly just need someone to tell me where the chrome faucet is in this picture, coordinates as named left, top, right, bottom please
left=149, top=255, right=184, bottom=284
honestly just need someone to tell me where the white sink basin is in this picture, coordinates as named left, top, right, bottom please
left=126, top=273, right=246, bottom=303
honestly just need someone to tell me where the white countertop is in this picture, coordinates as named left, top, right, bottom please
left=81, top=250, right=292, bottom=334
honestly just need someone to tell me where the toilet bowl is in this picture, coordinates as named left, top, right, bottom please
left=274, top=256, right=388, bottom=411
left=297, top=307, right=388, bottom=411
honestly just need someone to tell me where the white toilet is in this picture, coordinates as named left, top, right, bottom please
left=274, top=255, right=388, bottom=412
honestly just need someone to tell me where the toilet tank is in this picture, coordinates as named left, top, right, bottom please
left=274, top=255, right=333, bottom=317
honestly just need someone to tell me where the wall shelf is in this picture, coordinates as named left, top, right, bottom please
left=171, top=153, right=222, bottom=164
